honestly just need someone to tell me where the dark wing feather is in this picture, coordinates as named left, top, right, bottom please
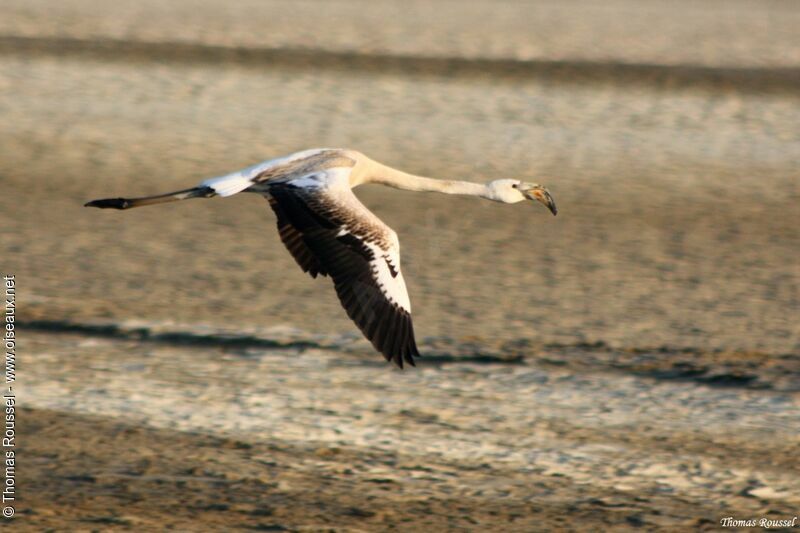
left=268, top=197, right=327, bottom=278
left=267, top=186, right=419, bottom=367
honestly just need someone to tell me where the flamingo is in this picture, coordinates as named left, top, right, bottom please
left=86, top=148, right=557, bottom=367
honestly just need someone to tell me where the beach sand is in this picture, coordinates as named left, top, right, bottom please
left=2, top=0, right=799, bottom=530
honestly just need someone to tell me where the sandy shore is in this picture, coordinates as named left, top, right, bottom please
left=19, top=331, right=800, bottom=530
left=2, top=0, right=799, bottom=530
left=2, top=51, right=798, bottom=353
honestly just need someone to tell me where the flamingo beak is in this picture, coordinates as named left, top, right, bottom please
left=521, top=185, right=557, bottom=216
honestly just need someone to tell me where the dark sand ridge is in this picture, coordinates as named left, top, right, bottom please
left=2, top=35, right=798, bottom=96
left=3, top=0, right=800, bottom=68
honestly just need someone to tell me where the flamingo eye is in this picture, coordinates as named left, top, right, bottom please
left=511, top=183, right=518, bottom=189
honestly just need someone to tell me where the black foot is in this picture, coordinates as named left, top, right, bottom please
left=84, top=198, right=130, bottom=209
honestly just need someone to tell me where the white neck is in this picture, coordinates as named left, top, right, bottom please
left=361, top=159, right=491, bottom=199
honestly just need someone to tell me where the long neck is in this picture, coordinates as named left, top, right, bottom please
left=362, top=159, right=490, bottom=198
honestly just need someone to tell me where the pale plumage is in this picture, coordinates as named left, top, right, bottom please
left=86, top=148, right=557, bottom=367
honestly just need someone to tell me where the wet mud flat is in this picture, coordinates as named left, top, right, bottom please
left=18, top=330, right=800, bottom=531
left=2, top=0, right=799, bottom=529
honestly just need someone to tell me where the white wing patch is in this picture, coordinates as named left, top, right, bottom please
left=201, top=148, right=334, bottom=197
left=287, top=167, right=352, bottom=189
left=201, top=171, right=254, bottom=197
left=286, top=172, right=326, bottom=189
left=363, top=238, right=411, bottom=314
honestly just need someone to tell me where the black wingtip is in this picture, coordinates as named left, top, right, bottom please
left=389, top=351, right=412, bottom=369
left=85, top=198, right=130, bottom=209
left=391, top=344, right=420, bottom=369
left=405, top=346, right=419, bottom=367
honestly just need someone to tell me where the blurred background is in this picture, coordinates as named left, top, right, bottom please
left=3, top=0, right=799, bottom=530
